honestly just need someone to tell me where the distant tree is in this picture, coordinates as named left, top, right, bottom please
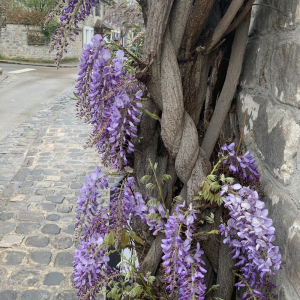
left=15, top=0, right=56, bottom=13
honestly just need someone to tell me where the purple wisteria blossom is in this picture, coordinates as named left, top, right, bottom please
left=162, top=203, right=207, bottom=300
left=119, top=177, right=168, bottom=235
left=74, top=166, right=120, bottom=299
left=219, top=186, right=282, bottom=299
left=75, top=35, right=144, bottom=169
left=45, top=0, right=101, bottom=65
left=221, top=142, right=260, bottom=183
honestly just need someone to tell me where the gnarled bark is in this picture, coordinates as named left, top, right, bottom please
left=133, top=1, right=252, bottom=299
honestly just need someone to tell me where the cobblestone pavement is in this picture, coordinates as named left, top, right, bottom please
left=0, top=91, right=116, bottom=300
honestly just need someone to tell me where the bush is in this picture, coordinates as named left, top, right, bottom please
left=6, top=7, right=59, bottom=42
left=6, top=7, right=46, bottom=25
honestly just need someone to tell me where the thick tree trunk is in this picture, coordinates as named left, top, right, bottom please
left=133, top=1, right=252, bottom=299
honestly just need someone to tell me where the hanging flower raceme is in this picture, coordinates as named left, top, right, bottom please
left=45, top=0, right=101, bottom=65
left=220, top=142, right=260, bottom=183
left=75, top=34, right=144, bottom=170
left=161, top=203, right=207, bottom=300
left=219, top=180, right=281, bottom=299
left=74, top=166, right=121, bottom=300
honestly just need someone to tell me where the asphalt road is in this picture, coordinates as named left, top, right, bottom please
left=0, top=63, right=79, bottom=142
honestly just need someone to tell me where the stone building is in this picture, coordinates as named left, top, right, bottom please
left=0, top=0, right=121, bottom=61
left=236, top=1, right=300, bottom=299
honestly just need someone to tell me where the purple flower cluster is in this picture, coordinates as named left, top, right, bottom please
left=76, top=166, right=108, bottom=230
left=74, top=232, right=112, bottom=299
left=76, top=35, right=144, bottom=169
left=221, top=143, right=259, bottom=183
left=219, top=186, right=282, bottom=299
left=74, top=166, right=118, bottom=299
left=162, top=203, right=207, bottom=300
left=45, top=0, right=100, bottom=65
left=121, top=177, right=168, bottom=235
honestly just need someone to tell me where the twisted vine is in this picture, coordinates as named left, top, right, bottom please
left=136, top=1, right=252, bottom=299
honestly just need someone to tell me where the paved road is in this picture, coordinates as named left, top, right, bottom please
left=0, top=91, right=114, bottom=299
left=0, top=63, right=78, bottom=141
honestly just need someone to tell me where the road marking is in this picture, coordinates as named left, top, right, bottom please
left=8, top=68, right=36, bottom=74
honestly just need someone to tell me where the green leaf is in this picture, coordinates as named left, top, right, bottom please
left=206, top=213, right=215, bottom=224
left=145, top=183, right=155, bottom=190
left=207, top=230, right=220, bottom=235
left=147, top=212, right=158, bottom=220
left=220, top=174, right=226, bottom=183
left=205, top=284, right=220, bottom=296
left=121, top=231, right=130, bottom=248
left=161, top=174, right=171, bottom=184
left=132, top=235, right=145, bottom=245
left=225, top=177, right=234, bottom=184
left=207, top=174, right=216, bottom=181
left=107, top=230, right=115, bottom=246
left=204, top=181, right=210, bottom=192
left=154, top=162, right=158, bottom=171
left=140, top=175, right=151, bottom=183
left=210, top=181, right=221, bottom=191
left=146, top=198, right=158, bottom=207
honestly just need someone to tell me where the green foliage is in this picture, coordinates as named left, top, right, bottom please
left=6, top=6, right=58, bottom=42
left=14, top=0, right=57, bottom=13
left=43, top=20, right=59, bottom=42
left=109, top=252, right=156, bottom=300
left=206, top=212, right=215, bottom=224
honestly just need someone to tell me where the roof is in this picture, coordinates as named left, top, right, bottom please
left=94, top=20, right=114, bottom=30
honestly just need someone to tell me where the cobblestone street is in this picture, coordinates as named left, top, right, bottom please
left=0, top=91, right=114, bottom=300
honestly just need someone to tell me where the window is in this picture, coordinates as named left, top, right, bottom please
left=85, top=26, right=94, bottom=45
left=95, top=2, right=101, bottom=17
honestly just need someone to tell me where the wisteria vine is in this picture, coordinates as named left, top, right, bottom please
left=74, top=144, right=281, bottom=300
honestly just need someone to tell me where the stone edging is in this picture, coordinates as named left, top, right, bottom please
left=0, top=60, right=77, bottom=68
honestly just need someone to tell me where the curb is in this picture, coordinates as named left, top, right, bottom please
left=0, top=74, right=8, bottom=83
left=0, top=59, right=78, bottom=68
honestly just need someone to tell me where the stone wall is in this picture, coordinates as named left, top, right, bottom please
left=237, top=0, right=300, bottom=298
left=0, top=23, right=82, bottom=61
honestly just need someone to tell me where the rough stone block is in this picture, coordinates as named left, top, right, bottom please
left=17, top=211, right=44, bottom=222
left=37, top=203, right=56, bottom=211
left=46, top=214, right=60, bottom=221
left=16, top=223, right=40, bottom=234
left=2, top=251, right=26, bottom=265
left=46, top=195, right=64, bottom=204
left=41, top=224, right=60, bottom=235
left=57, top=205, right=72, bottom=213
left=9, top=269, right=39, bottom=287
left=52, top=291, right=77, bottom=300
left=43, top=272, right=65, bottom=286
left=35, top=181, right=51, bottom=188
left=20, top=290, right=50, bottom=300
left=27, top=195, right=45, bottom=202
left=30, top=251, right=52, bottom=265
left=25, top=236, right=49, bottom=247
left=35, top=189, right=54, bottom=195
left=0, top=290, right=18, bottom=300
left=10, top=194, right=26, bottom=202
left=45, top=176, right=61, bottom=181
left=0, top=212, right=14, bottom=221
left=63, top=224, right=75, bottom=235
left=42, top=170, right=58, bottom=175
left=0, top=222, right=16, bottom=234
left=70, top=183, right=83, bottom=189
left=51, top=236, right=73, bottom=249
left=0, top=235, right=24, bottom=247
left=31, top=169, right=42, bottom=175
left=54, top=252, right=74, bottom=267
